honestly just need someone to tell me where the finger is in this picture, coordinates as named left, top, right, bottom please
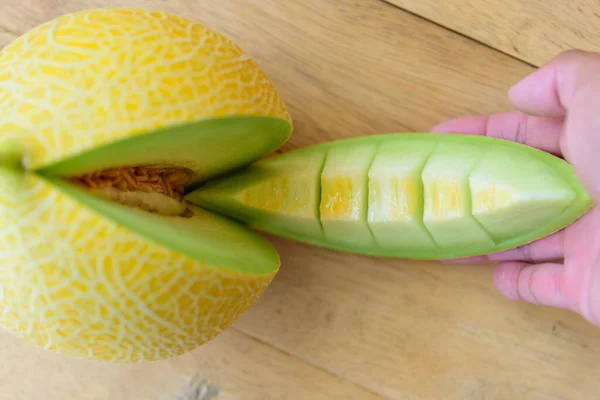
left=508, top=49, right=600, bottom=117
left=443, top=229, right=564, bottom=264
left=430, top=111, right=564, bottom=156
left=493, top=262, right=572, bottom=310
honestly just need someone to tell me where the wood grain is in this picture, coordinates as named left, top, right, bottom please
left=0, top=26, right=18, bottom=48
left=2, top=1, right=600, bottom=399
left=383, top=0, right=600, bottom=66
left=0, top=329, right=382, bottom=400
left=239, top=238, right=600, bottom=399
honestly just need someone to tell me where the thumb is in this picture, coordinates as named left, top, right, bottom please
left=509, top=50, right=600, bottom=202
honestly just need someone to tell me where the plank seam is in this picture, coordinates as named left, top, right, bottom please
left=377, top=0, right=538, bottom=68
left=0, top=25, right=20, bottom=39
left=231, top=326, right=393, bottom=400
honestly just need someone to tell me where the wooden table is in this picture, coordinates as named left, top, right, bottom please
left=2, top=1, right=600, bottom=399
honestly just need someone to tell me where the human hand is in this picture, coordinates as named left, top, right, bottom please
left=431, top=49, right=600, bottom=326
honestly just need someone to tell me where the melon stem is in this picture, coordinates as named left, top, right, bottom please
left=0, top=153, right=26, bottom=172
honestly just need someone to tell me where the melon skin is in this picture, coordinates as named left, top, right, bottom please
left=0, top=8, right=291, bottom=362
left=0, top=171, right=278, bottom=363
left=189, top=133, right=594, bottom=260
left=0, top=8, right=291, bottom=171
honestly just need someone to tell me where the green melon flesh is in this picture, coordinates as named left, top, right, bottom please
left=188, top=133, right=593, bottom=260
left=186, top=146, right=326, bottom=240
left=367, top=138, right=438, bottom=253
left=39, top=116, right=292, bottom=187
left=36, top=116, right=292, bottom=274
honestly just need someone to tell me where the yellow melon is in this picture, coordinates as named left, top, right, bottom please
left=0, top=8, right=292, bottom=362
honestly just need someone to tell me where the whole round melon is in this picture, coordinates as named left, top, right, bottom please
left=0, top=8, right=292, bottom=362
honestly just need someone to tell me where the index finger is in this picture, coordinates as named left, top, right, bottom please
left=430, top=110, right=564, bottom=156
left=508, top=49, right=600, bottom=117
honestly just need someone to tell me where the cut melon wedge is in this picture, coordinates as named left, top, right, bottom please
left=34, top=115, right=291, bottom=277
left=46, top=177, right=280, bottom=275
left=40, top=116, right=292, bottom=187
left=189, top=133, right=593, bottom=259
left=0, top=115, right=291, bottom=363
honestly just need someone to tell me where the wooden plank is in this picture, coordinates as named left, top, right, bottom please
left=0, top=26, right=18, bottom=48
left=0, top=329, right=383, bottom=400
left=238, top=239, right=600, bottom=399
left=382, top=0, right=600, bottom=66
left=2, top=1, right=600, bottom=400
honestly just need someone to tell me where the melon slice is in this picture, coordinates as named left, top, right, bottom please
left=190, top=133, right=593, bottom=260
left=367, top=137, right=438, bottom=256
left=41, top=116, right=292, bottom=187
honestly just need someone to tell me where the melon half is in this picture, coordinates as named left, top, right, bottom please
left=0, top=8, right=292, bottom=362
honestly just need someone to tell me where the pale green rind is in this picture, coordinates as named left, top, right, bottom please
left=38, top=116, right=293, bottom=186
left=186, top=146, right=326, bottom=240
left=367, top=138, right=438, bottom=254
left=319, top=142, right=378, bottom=248
left=45, top=176, right=280, bottom=275
left=188, top=133, right=594, bottom=260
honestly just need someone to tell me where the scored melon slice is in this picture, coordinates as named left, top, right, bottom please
left=189, top=133, right=593, bottom=259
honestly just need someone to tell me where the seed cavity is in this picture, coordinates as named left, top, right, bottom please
left=69, top=165, right=193, bottom=216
